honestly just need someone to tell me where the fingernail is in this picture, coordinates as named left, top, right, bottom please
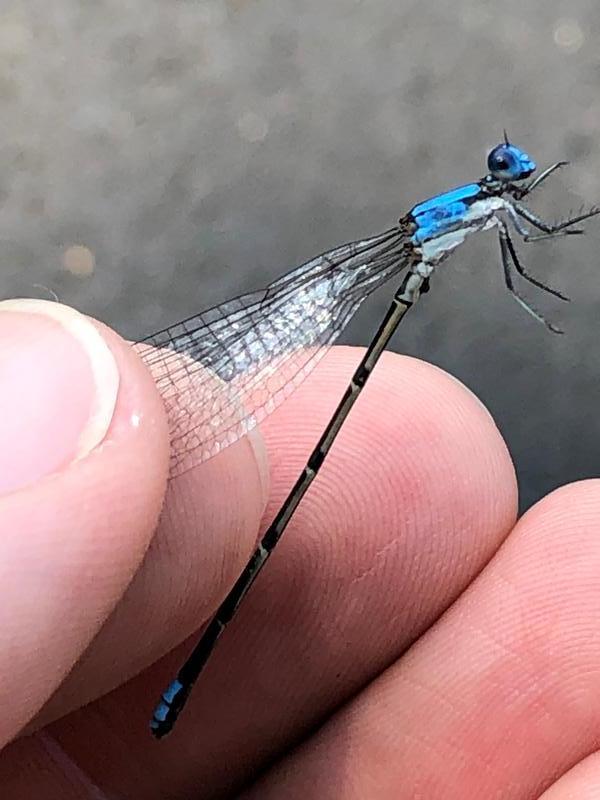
left=0, top=299, right=120, bottom=494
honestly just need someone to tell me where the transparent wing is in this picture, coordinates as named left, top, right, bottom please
left=135, top=227, right=410, bottom=477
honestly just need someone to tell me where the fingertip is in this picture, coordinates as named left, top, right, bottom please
left=262, top=347, right=517, bottom=537
left=505, top=478, right=600, bottom=568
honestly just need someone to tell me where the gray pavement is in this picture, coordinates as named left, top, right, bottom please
left=2, top=1, right=600, bottom=509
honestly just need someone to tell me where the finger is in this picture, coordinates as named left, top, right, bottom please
left=538, top=751, right=600, bottom=798
left=246, top=480, right=600, bottom=799
left=46, top=348, right=516, bottom=799
left=0, top=299, right=169, bottom=743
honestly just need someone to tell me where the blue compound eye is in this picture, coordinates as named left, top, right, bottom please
left=487, top=143, right=536, bottom=181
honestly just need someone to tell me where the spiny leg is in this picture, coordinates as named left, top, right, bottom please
left=497, top=222, right=563, bottom=334
left=500, top=218, right=570, bottom=301
left=500, top=208, right=570, bottom=300
left=511, top=201, right=600, bottom=240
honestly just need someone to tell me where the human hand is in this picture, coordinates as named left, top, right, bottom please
left=1, top=299, right=599, bottom=800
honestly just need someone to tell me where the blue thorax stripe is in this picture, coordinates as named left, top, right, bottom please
left=410, top=183, right=482, bottom=217
left=410, top=182, right=484, bottom=244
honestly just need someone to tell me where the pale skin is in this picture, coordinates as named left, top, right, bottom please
left=1, top=300, right=600, bottom=799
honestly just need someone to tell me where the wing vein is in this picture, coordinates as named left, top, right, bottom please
left=134, top=227, right=410, bottom=476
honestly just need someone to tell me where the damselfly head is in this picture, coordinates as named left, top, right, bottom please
left=487, top=142, right=536, bottom=182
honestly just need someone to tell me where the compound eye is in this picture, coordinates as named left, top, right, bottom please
left=492, top=154, right=509, bottom=171
left=487, top=144, right=517, bottom=180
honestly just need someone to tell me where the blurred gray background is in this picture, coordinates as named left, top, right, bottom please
left=2, top=0, right=599, bottom=510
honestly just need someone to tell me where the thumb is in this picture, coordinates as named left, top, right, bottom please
left=0, top=299, right=169, bottom=744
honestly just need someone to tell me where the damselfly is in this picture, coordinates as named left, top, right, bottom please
left=142, top=135, right=598, bottom=738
